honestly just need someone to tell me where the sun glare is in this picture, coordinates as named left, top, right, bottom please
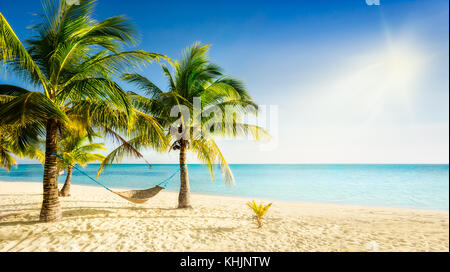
left=384, top=45, right=421, bottom=95
left=304, top=40, right=425, bottom=126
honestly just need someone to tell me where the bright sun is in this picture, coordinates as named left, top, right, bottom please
left=309, top=41, right=425, bottom=124
left=384, top=45, right=421, bottom=93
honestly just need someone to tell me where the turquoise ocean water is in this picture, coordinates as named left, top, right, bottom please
left=0, top=164, right=448, bottom=211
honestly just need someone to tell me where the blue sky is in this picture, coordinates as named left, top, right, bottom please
left=1, top=0, right=449, bottom=164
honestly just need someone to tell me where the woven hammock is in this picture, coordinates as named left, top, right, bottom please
left=112, top=186, right=165, bottom=204
left=54, top=153, right=179, bottom=204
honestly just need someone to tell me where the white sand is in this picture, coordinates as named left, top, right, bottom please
left=0, top=181, right=448, bottom=252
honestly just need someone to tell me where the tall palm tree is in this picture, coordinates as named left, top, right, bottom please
left=0, top=0, right=163, bottom=221
left=58, top=132, right=105, bottom=197
left=100, top=43, right=269, bottom=208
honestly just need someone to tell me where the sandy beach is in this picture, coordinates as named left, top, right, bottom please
left=0, top=181, right=448, bottom=252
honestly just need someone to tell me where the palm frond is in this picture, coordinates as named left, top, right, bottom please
left=64, top=51, right=165, bottom=87
left=0, top=13, right=49, bottom=95
left=68, top=99, right=132, bottom=132
left=190, top=138, right=234, bottom=185
left=0, top=84, right=31, bottom=96
left=122, top=73, right=163, bottom=97
left=0, top=91, right=68, bottom=126
left=0, top=145, right=16, bottom=171
left=97, top=131, right=153, bottom=177
left=58, top=77, right=132, bottom=114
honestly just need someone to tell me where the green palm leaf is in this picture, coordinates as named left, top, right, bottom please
left=0, top=92, right=68, bottom=126
left=0, top=13, right=49, bottom=96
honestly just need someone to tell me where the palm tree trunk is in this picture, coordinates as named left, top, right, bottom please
left=59, top=166, right=73, bottom=197
left=178, top=140, right=192, bottom=208
left=39, top=119, right=62, bottom=222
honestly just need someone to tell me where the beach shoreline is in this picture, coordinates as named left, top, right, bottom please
left=1, top=181, right=448, bottom=252
left=1, top=179, right=448, bottom=213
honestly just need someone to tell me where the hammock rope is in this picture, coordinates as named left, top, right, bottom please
left=53, top=153, right=180, bottom=203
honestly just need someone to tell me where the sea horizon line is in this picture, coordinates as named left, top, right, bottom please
left=8, top=163, right=450, bottom=166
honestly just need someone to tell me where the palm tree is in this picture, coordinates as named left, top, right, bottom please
left=0, top=0, right=163, bottom=221
left=101, top=43, right=269, bottom=208
left=58, top=132, right=105, bottom=197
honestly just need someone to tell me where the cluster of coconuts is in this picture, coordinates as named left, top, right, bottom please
left=172, top=142, right=181, bottom=150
